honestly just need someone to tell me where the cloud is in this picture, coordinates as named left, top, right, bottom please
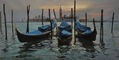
left=0, top=0, right=119, bottom=21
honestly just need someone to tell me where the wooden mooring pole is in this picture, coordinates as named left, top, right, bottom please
left=74, top=0, right=76, bottom=45
left=0, top=11, right=2, bottom=33
left=85, top=12, right=87, bottom=27
left=111, top=12, right=114, bottom=34
left=71, top=7, right=75, bottom=46
left=26, top=5, right=30, bottom=33
left=41, top=9, right=44, bottom=26
left=11, top=10, right=14, bottom=37
left=3, top=4, right=8, bottom=41
left=53, top=9, right=56, bottom=19
left=100, top=9, right=104, bottom=46
left=3, top=4, right=8, bottom=52
left=93, top=18, right=96, bottom=29
left=71, top=8, right=73, bottom=26
left=59, top=5, right=62, bottom=20
left=49, top=9, right=53, bottom=39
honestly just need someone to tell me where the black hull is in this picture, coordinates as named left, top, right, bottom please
left=16, top=19, right=57, bottom=43
left=58, top=35, right=72, bottom=47
left=56, top=27, right=72, bottom=47
left=16, top=28, right=51, bottom=42
left=77, top=29, right=97, bottom=42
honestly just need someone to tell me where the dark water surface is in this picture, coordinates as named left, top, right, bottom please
left=0, top=22, right=119, bottom=60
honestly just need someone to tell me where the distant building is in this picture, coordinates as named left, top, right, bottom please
left=29, top=18, right=50, bottom=22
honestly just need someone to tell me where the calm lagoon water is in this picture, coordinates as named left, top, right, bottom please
left=0, top=22, right=119, bottom=60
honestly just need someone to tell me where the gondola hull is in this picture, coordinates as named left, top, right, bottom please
left=57, top=35, right=72, bottom=47
left=77, top=29, right=97, bottom=42
left=56, top=26, right=72, bottom=47
left=15, top=20, right=57, bottom=43
left=16, top=29, right=51, bottom=42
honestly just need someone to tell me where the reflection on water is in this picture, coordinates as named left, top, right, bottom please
left=0, top=22, right=119, bottom=60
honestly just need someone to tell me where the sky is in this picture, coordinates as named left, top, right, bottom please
left=0, top=0, right=119, bottom=22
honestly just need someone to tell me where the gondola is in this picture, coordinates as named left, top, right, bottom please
left=15, top=20, right=56, bottom=43
left=57, top=19, right=97, bottom=47
left=56, top=20, right=72, bottom=47
left=75, top=20, right=97, bottom=53
left=76, top=20, right=97, bottom=42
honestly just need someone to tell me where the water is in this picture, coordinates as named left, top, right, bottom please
left=0, top=22, right=119, bottom=60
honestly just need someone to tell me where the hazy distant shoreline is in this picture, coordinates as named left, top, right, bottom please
left=1, top=21, right=119, bottom=23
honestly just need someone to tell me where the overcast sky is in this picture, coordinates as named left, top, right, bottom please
left=0, top=0, right=119, bottom=22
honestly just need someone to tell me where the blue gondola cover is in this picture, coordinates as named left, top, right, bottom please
left=24, top=21, right=55, bottom=35
left=75, top=21, right=89, bottom=31
left=59, top=20, right=72, bottom=31
left=38, top=21, right=56, bottom=31
left=61, top=30, right=71, bottom=35
left=83, top=30, right=92, bottom=34
left=59, top=20, right=72, bottom=36
left=25, top=30, right=43, bottom=35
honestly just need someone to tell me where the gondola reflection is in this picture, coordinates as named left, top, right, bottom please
left=78, top=38, right=96, bottom=58
left=58, top=45, right=70, bottom=60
